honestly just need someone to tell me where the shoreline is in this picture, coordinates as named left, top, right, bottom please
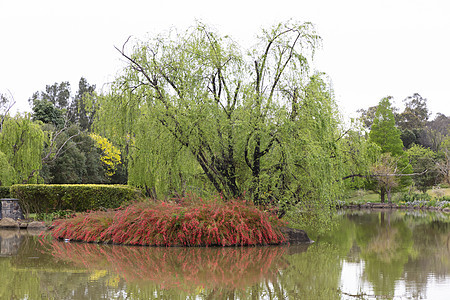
left=339, top=202, right=450, bottom=212
left=0, top=217, right=313, bottom=245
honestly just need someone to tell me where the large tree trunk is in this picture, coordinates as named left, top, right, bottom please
left=252, top=134, right=261, bottom=205
left=380, top=188, right=386, bottom=203
left=387, top=187, right=392, bottom=203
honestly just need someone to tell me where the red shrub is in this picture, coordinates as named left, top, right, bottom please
left=50, top=198, right=287, bottom=246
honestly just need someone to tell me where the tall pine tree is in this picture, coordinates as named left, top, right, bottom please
left=368, top=97, right=411, bottom=202
left=369, top=97, right=404, bottom=156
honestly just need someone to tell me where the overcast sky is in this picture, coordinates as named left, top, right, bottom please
left=1, top=0, right=449, bottom=119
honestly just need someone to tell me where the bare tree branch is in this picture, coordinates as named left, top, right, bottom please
left=41, top=124, right=82, bottom=164
left=341, top=169, right=428, bottom=181
left=0, top=91, right=16, bottom=134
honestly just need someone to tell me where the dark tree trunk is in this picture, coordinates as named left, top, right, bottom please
left=252, top=134, right=261, bottom=205
left=387, top=187, right=392, bottom=204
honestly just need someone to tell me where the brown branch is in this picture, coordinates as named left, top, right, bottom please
left=373, top=169, right=428, bottom=177
left=341, top=174, right=368, bottom=181
left=232, top=81, right=241, bottom=110
left=335, top=129, right=351, bottom=143
left=258, top=135, right=276, bottom=159
left=0, top=92, right=15, bottom=134
left=268, top=31, right=301, bottom=102
left=115, top=40, right=156, bottom=87
left=341, top=169, right=428, bottom=181
left=23, top=169, right=38, bottom=184
left=42, top=126, right=81, bottom=164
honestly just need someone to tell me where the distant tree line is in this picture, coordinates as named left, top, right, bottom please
left=0, top=78, right=127, bottom=186
left=357, top=93, right=449, bottom=201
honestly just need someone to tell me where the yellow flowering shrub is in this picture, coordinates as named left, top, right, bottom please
left=90, top=133, right=121, bottom=177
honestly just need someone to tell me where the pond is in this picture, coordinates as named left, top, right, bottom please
left=1, top=209, right=450, bottom=299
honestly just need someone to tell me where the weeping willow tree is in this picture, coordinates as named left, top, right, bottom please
left=0, top=114, right=45, bottom=184
left=95, top=21, right=363, bottom=229
left=0, top=150, right=14, bottom=186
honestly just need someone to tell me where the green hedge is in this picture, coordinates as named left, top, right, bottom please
left=10, top=184, right=142, bottom=215
left=0, top=186, right=11, bottom=198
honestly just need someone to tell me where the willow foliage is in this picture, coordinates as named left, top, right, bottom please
left=0, top=150, right=14, bottom=186
left=0, top=114, right=44, bottom=184
left=95, top=21, right=363, bottom=229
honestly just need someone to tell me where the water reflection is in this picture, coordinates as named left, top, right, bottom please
left=46, top=242, right=294, bottom=291
left=337, top=210, right=450, bottom=299
left=0, top=229, right=23, bottom=256
left=1, top=210, right=450, bottom=299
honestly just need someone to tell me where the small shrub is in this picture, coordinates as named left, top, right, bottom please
left=437, top=195, right=450, bottom=202
left=441, top=202, right=450, bottom=209
left=399, top=192, right=431, bottom=203
left=36, top=210, right=76, bottom=222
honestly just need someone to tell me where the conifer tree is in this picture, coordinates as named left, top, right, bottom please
left=369, top=97, right=404, bottom=156
left=368, top=97, right=411, bottom=202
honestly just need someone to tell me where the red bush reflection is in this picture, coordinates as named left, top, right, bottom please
left=44, top=240, right=289, bottom=290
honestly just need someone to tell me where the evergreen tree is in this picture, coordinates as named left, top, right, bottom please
left=397, top=93, right=429, bottom=131
left=406, top=144, right=439, bottom=192
left=357, top=105, right=378, bottom=130
left=31, top=98, right=65, bottom=128
left=396, top=93, right=430, bottom=149
left=369, top=97, right=404, bottom=156
left=420, top=113, right=449, bottom=152
left=28, top=81, right=71, bottom=110
left=368, top=97, right=411, bottom=202
left=69, top=77, right=97, bottom=131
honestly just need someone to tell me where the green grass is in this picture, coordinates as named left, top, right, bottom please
left=428, top=187, right=450, bottom=199
left=346, top=190, right=382, bottom=204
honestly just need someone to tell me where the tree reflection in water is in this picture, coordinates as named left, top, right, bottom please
left=344, top=210, right=450, bottom=299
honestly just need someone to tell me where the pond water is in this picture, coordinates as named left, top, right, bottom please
left=1, top=209, right=450, bottom=299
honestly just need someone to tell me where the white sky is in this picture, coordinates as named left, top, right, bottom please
left=1, top=0, right=449, bottom=119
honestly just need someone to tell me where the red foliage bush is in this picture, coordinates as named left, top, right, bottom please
left=50, top=198, right=287, bottom=246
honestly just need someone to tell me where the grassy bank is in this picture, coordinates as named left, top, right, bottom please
left=49, top=197, right=287, bottom=247
left=344, top=187, right=450, bottom=209
left=346, top=188, right=450, bottom=203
